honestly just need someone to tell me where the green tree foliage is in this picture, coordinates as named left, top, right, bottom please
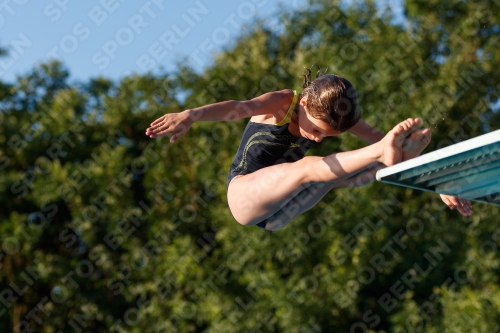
left=1, top=0, right=500, bottom=332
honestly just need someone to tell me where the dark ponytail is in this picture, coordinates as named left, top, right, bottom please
left=302, top=65, right=328, bottom=89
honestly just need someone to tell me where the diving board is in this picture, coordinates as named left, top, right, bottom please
left=376, top=129, right=500, bottom=206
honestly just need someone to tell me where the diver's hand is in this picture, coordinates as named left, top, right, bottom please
left=440, top=194, right=473, bottom=216
left=146, top=111, right=193, bottom=143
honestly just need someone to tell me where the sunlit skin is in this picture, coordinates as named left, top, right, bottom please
left=250, top=94, right=341, bottom=142
left=146, top=90, right=472, bottom=224
left=291, top=94, right=341, bottom=142
left=294, top=95, right=473, bottom=216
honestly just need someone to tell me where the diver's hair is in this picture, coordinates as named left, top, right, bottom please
left=302, top=65, right=361, bottom=132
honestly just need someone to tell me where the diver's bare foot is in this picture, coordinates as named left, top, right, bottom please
left=402, top=128, right=432, bottom=160
left=378, top=118, right=420, bottom=166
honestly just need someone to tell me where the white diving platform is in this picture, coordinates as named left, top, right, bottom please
left=376, top=129, right=500, bottom=206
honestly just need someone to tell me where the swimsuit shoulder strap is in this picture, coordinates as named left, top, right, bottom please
left=275, top=90, right=298, bottom=126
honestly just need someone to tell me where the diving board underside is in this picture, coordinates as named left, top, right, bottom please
left=375, top=129, right=500, bottom=206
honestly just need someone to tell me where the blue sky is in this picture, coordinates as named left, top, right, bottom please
left=0, top=0, right=403, bottom=83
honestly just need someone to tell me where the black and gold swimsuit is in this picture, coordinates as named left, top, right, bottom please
left=227, top=90, right=317, bottom=218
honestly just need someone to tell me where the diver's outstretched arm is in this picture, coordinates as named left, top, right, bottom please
left=145, top=89, right=295, bottom=142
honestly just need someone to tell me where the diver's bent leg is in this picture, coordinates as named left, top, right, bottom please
left=228, top=152, right=380, bottom=227
left=228, top=118, right=419, bottom=226
left=262, top=164, right=383, bottom=231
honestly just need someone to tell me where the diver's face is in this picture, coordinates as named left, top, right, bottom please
left=297, top=96, right=341, bottom=142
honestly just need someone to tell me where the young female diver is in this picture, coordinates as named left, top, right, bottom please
left=146, top=69, right=473, bottom=230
